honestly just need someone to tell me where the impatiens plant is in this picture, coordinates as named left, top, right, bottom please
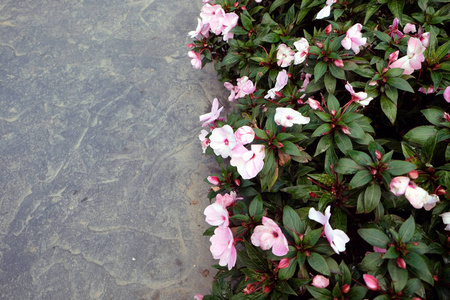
left=188, top=0, right=450, bottom=299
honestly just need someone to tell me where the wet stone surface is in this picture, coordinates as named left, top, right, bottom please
left=0, top=1, right=226, bottom=299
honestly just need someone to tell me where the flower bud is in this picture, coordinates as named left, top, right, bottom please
left=309, top=191, right=320, bottom=198
left=444, top=112, right=450, bottom=122
left=375, top=150, right=383, bottom=160
left=278, top=142, right=284, bottom=148
left=234, top=179, right=241, bottom=186
left=233, top=2, right=239, bottom=7
left=207, top=176, right=220, bottom=185
left=389, top=50, right=399, bottom=62
left=334, top=59, right=344, bottom=68
left=437, top=188, right=446, bottom=196
left=325, top=24, right=332, bottom=35
left=312, top=275, right=330, bottom=288
left=341, top=284, right=351, bottom=294
left=396, top=257, right=406, bottom=269
left=363, top=274, right=379, bottom=291
left=279, top=258, right=290, bottom=269
left=408, top=170, right=419, bottom=180
left=316, top=42, right=323, bottom=49
left=187, top=43, right=195, bottom=48
left=341, top=127, right=351, bottom=135
left=433, top=275, right=439, bottom=282
left=194, top=294, right=204, bottom=300
left=264, top=286, right=272, bottom=293
left=331, top=109, right=337, bottom=116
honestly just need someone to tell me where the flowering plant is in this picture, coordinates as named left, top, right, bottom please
left=189, top=0, right=450, bottom=299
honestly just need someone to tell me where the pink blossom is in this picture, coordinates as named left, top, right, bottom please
left=345, top=82, right=373, bottom=107
left=194, top=294, right=203, bottom=300
left=341, top=23, right=367, bottom=54
left=334, top=59, right=344, bottom=68
left=293, top=38, right=309, bottom=65
left=202, top=4, right=225, bottom=35
left=188, top=18, right=210, bottom=38
left=418, top=85, right=434, bottom=94
left=440, top=212, right=450, bottom=231
left=308, top=206, right=350, bottom=254
left=207, top=176, right=220, bottom=185
left=209, top=227, right=237, bottom=270
left=222, top=12, right=239, bottom=41
left=225, top=76, right=256, bottom=101
left=204, top=202, right=229, bottom=227
left=325, top=24, right=332, bottom=34
left=404, top=23, right=417, bottom=34
left=389, top=50, right=399, bottom=63
left=388, top=18, right=403, bottom=39
left=199, top=98, right=223, bottom=127
left=363, top=274, right=380, bottom=291
left=419, top=32, right=430, bottom=48
left=265, top=70, right=289, bottom=99
left=299, top=73, right=312, bottom=98
left=315, top=0, right=337, bottom=19
left=235, top=125, right=255, bottom=145
left=312, top=275, right=330, bottom=288
left=216, top=191, right=241, bottom=208
left=389, top=37, right=425, bottom=75
left=279, top=258, right=290, bottom=269
left=389, top=176, right=410, bottom=196
left=188, top=51, right=202, bottom=69
left=209, top=125, right=237, bottom=158
left=444, top=86, right=450, bottom=103
left=306, top=98, right=321, bottom=110
left=199, top=130, right=210, bottom=153
left=230, top=144, right=265, bottom=179
left=277, top=44, right=295, bottom=67
left=274, top=107, right=310, bottom=127
left=251, top=216, right=289, bottom=256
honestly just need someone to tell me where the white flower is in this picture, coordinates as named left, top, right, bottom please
left=209, top=125, right=237, bottom=158
left=274, top=107, right=310, bottom=127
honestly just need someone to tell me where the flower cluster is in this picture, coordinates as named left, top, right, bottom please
left=188, top=0, right=450, bottom=298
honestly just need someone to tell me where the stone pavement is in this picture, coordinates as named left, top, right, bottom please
left=0, top=1, right=226, bottom=299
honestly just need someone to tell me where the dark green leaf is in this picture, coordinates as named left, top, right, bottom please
left=314, top=61, right=328, bottom=82
left=283, top=205, right=304, bottom=242
left=386, top=77, right=414, bottom=93
left=324, top=72, right=336, bottom=94
left=278, top=256, right=298, bottom=280
left=307, top=252, right=331, bottom=276
left=387, top=0, right=405, bottom=24
left=364, top=182, right=381, bottom=213
left=349, top=170, right=372, bottom=188
left=282, top=141, right=302, bottom=156
left=314, top=134, right=333, bottom=156
left=404, top=252, right=434, bottom=285
left=249, top=195, right=263, bottom=217
left=306, top=286, right=332, bottom=300
left=398, top=215, right=415, bottom=243
left=380, top=95, right=397, bottom=125
left=335, top=158, right=365, bottom=174
left=404, top=126, right=438, bottom=145
left=312, top=123, right=332, bottom=137
left=358, top=228, right=390, bottom=248
left=387, top=160, right=416, bottom=176
left=334, top=131, right=353, bottom=154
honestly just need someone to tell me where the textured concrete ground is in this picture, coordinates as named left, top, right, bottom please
left=0, top=1, right=225, bottom=299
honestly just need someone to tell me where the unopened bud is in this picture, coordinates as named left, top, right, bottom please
left=264, top=286, right=272, bottom=293
left=375, top=150, right=383, bottom=160
left=279, top=258, right=290, bottom=269
left=341, top=127, right=351, bottom=135
left=278, top=142, right=284, bottom=148
left=437, top=188, right=446, bottom=196
left=275, top=91, right=283, bottom=98
left=396, top=257, right=406, bottom=269
left=363, top=274, right=379, bottom=291
left=412, top=242, right=419, bottom=245
left=408, top=170, right=419, bottom=180
left=187, top=43, right=195, bottom=48
left=325, top=24, right=332, bottom=34
left=241, top=6, right=246, bottom=10
left=234, top=179, right=241, bottom=186
left=316, top=42, right=323, bottom=49
left=312, top=275, right=330, bottom=288
left=389, top=50, right=399, bottom=62
left=309, top=191, right=320, bottom=198
left=444, top=112, right=450, bottom=122
left=207, top=176, right=220, bottom=185
left=331, top=109, right=337, bottom=116
left=233, top=2, right=239, bottom=7
left=433, top=275, right=439, bottom=282
left=334, top=59, right=344, bottom=68
left=341, top=284, right=351, bottom=294
left=287, top=73, right=292, bottom=78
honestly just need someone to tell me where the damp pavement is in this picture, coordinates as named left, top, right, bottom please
left=0, top=1, right=226, bottom=299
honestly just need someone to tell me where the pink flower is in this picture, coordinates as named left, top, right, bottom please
left=207, top=176, right=220, bottom=185
left=345, top=82, right=373, bottom=107
left=222, top=12, right=239, bottom=41
left=404, top=23, right=417, bottom=34
left=235, top=125, right=255, bottom=145
left=312, top=275, right=330, bottom=288
left=251, top=216, right=289, bottom=256
left=194, top=294, right=204, bottom=300
left=389, top=50, right=399, bottom=63
left=188, top=18, right=210, bottom=38
left=225, top=76, right=256, bottom=101
left=419, top=32, right=430, bottom=48
left=418, top=85, right=434, bottom=94
left=389, top=176, right=410, bottom=196
left=306, top=98, right=321, bottom=110
left=277, top=44, right=295, bottom=67
left=341, top=23, right=367, bottom=54
left=444, top=86, right=450, bottom=103
left=308, top=206, right=350, bottom=254
left=325, top=24, right=332, bottom=34
left=199, top=98, right=223, bottom=127
left=363, top=274, right=380, bottom=291
left=230, top=144, right=265, bottom=179
left=315, top=0, right=337, bottom=19
left=204, top=203, right=229, bottom=227
left=334, top=59, right=344, bottom=68
left=274, top=107, right=310, bottom=127
left=279, top=258, right=290, bottom=269
left=293, top=38, right=309, bottom=65
left=209, top=125, right=237, bottom=158
left=389, top=37, right=425, bottom=75
left=209, top=227, right=237, bottom=270
left=299, top=73, right=312, bottom=98
left=199, top=130, right=210, bottom=153
left=388, top=18, right=403, bottom=39
left=265, top=70, right=289, bottom=99
left=188, top=51, right=202, bottom=69
left=216, top=191, right=241, bottom=208
left=440, top=212, right=450, bottom=231
left=204, top=5, right=226, bottom=35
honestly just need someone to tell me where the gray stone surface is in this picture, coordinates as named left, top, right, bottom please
left=0, top=1, right=225, bottom=299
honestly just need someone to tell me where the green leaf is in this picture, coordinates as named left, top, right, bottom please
left=421, top=135, right=437, bottom=164
left=422, top=107, right=445, bottom=126
left=360, top=252, right=384, bottom=271
left=387, top=0, right=405, bottom=24
left=373, top=31, right=392, bottom=43
left=334, top=131, right=353, bottom=154
left=306, top=286, right=332, bottom=300
left=347, top=285, right=368, bottom=300
left=349, top=170, right=372, bottom=188
left=312, top=123, right=332, bottom=137
left=384, top=68, right=404, bottom=78
left=388, top=259, right=408, bottom=293
left=222, top=52, right=241, bottom=66
left=314, top=134, right=333, bottom=156
left=387, top=160, right=416, bottom=176
left=335, top=158, right=364, bottom=174
left=398, top=215, right=415, bottom=243
left=278, top=256, right=298, bottom=280
left=275, top=280, right=298, bottom=295
left=348, top=150, right=373, bottom=166
left=404, top=125, right=439, bottom=145
left=314, top=61, right=328, bottom=82
left=282, top=141, right=301, bottom=156
left=329, top=63, right=346, bottom=80
left=364, top=182, right=381, bottom=213
left=404, top=252, right=434, bottom=285
left=307, top=252, right=331, bottom=276
left=380, top=95, right=397, bottom=125
left=283, top=205, right=304, bottom=242
left=324, top=72, right=336, bottom=94
left=386, top=77, right=414, bottom=93
left=364, top=2, right=381, bottom=24
left=249, top=195, right=263, bottom=217
left=261, top=33, right=280, bottom=43
left=269, top=0, right=290, bottom=13
left=304, top=228, right=323, bottom=247
left=240, top=11, right=253, bottom=31
left=358, top=228, right=390, bottom=248
left=284, top=4, right=296, bottom=26
left=327, top=94, right=340, bottom=111
left=435, top=39, right=450, bottom=61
